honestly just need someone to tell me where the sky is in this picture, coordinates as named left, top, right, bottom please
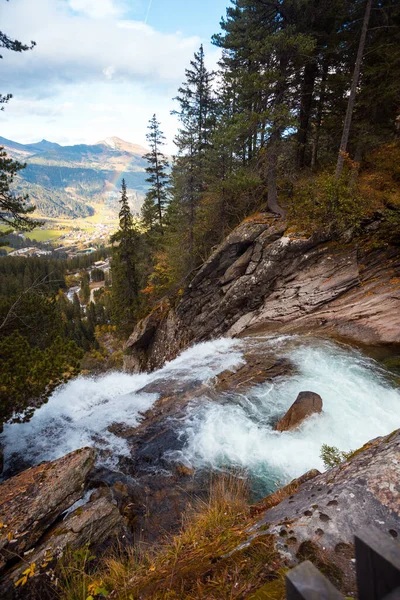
left=0, top=0, right=230, bottom=153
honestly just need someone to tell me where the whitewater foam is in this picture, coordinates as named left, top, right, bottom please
left=1, top=337, right=244, bottom=471
left=178, top=338, right=400, bottom=495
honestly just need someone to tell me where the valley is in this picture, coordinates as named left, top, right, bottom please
left=0, top=135, right=149, bottom=221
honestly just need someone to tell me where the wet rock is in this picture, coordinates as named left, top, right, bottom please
left=215, top=354, right=292, bottom=393
left=275, top=392, right=323, bottom=432
left=220, top=245, right=254, bottom=285
left=0, top=448, right=96, bottom=573
left=0, top=448, right=125, bottom=599
left=125, top=302, right=168, bottom=354
left=251, top=469, right=321, bottom=516
left=1, top=497, right=123, bottom=599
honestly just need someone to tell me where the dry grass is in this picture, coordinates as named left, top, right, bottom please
left=58, top=474, right=284, bottom=600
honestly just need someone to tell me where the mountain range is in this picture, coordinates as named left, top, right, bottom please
left=0, top=136, right=150, bottom=219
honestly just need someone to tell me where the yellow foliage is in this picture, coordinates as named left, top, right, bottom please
left=15, top=563, right=36, bottom=587
left=86, top=579, right=110, bottom=598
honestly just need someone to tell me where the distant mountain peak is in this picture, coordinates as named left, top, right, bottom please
left=102, top=136, right=120, bottom=149
left=30, top=139, right=61, bottom=151
left=0, top=134, right=148, bottom=220
left=96, top=136, right=147, bottom=155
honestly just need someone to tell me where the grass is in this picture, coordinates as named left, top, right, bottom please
left=25, top=228, right=61, bottom=242
left=57, top=474, right=284, bottom=600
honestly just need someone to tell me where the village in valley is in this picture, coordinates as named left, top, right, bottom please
left=2, top=219, right=115, bottom=306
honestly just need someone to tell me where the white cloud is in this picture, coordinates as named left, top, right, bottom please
left=0, top=81, right=181, bottom=153
left=0, top=0, right=220, bottom=153
left=0, top=0, right=216, bottom=89
left=103, top=65, right=116, bottom=80
left=68, top=0, right=122, bottom=19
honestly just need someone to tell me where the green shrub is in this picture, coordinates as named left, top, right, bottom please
left=320, top=444, right=353, bottom=469
left=291, top=170, right=367, bottom=235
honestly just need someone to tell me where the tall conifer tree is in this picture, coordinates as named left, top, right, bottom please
left=141, top=114, right=170, bottom=233
left=111, top=180, right=142, bottom=334
left=172, top=45, right=216, bottom=263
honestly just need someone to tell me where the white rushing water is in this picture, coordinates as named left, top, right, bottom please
left=178, top=336, right=400, bottom=493
left=1, top=337, right=244, bottom=471
left=2, top=334, right=399, bottom=494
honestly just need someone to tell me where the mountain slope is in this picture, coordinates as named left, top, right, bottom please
left=0, top=136, right=149, bottom=219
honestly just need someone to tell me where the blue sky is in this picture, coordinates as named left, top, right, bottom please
left=129, top=0, right=228, bottom=37
left=0, top=0, right=230, bottom=152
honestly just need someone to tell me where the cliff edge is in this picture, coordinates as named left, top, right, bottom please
left=125, top=216, right=400, bottom=372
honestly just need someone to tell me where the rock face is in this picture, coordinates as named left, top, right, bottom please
left=0, top=448, right=124, bottom=599
left=0, top=448, right=95, bottom=567
left=244, top=429, right=400, bottom=593
left=124, top=215, right=400, bottom=372
left=275, top=391, right=323, bottom=432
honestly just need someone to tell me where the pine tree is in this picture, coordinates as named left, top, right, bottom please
left=117, top=179, right=133, bottom=234
left=111, top=180, right=143, bottom=335
left=0, top=146, right=42, bottom=233
left=214, top=1, right=317, bottom=216
left=142, top=114, right=170, bottom=233
left=172, top=45, right=216, bottom=264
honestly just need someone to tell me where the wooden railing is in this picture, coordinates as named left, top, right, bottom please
left=286, top=527, right=400, bottom=600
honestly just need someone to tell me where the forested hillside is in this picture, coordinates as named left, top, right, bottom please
left=0, top=253, right=115, bottom=425
left=110, top=0, right=400, bottom=336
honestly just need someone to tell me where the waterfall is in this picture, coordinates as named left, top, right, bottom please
left=2, top=335, right=399, bottom=497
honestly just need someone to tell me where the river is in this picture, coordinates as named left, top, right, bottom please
left=2, top=335, right=399, bottom=497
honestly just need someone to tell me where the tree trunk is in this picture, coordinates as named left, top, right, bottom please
left=267, top=132, right=285, bottom=217
left=297, top=60, right=318, bottom=169
left=311, top=59, right=329, bottom=170
left=267, top=56, right=287, bottom=217
left=350, top=138, right=364, bottom=185
left=335, top=0, right=373, bottom=179
left=154, top=140, right=164, bottom=234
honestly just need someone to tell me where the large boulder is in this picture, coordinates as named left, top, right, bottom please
left=275, top=391, right=323, bottom=432
left=0, top=497, right=123, bottom=599
left=220, top=429, right=400, bottom=597
left=244, top=428, right=400, bottom=595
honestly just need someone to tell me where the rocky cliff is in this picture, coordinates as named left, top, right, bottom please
left=245, top=428, right=400, bottom=595
left=125, top=215, right=400, bottom=372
